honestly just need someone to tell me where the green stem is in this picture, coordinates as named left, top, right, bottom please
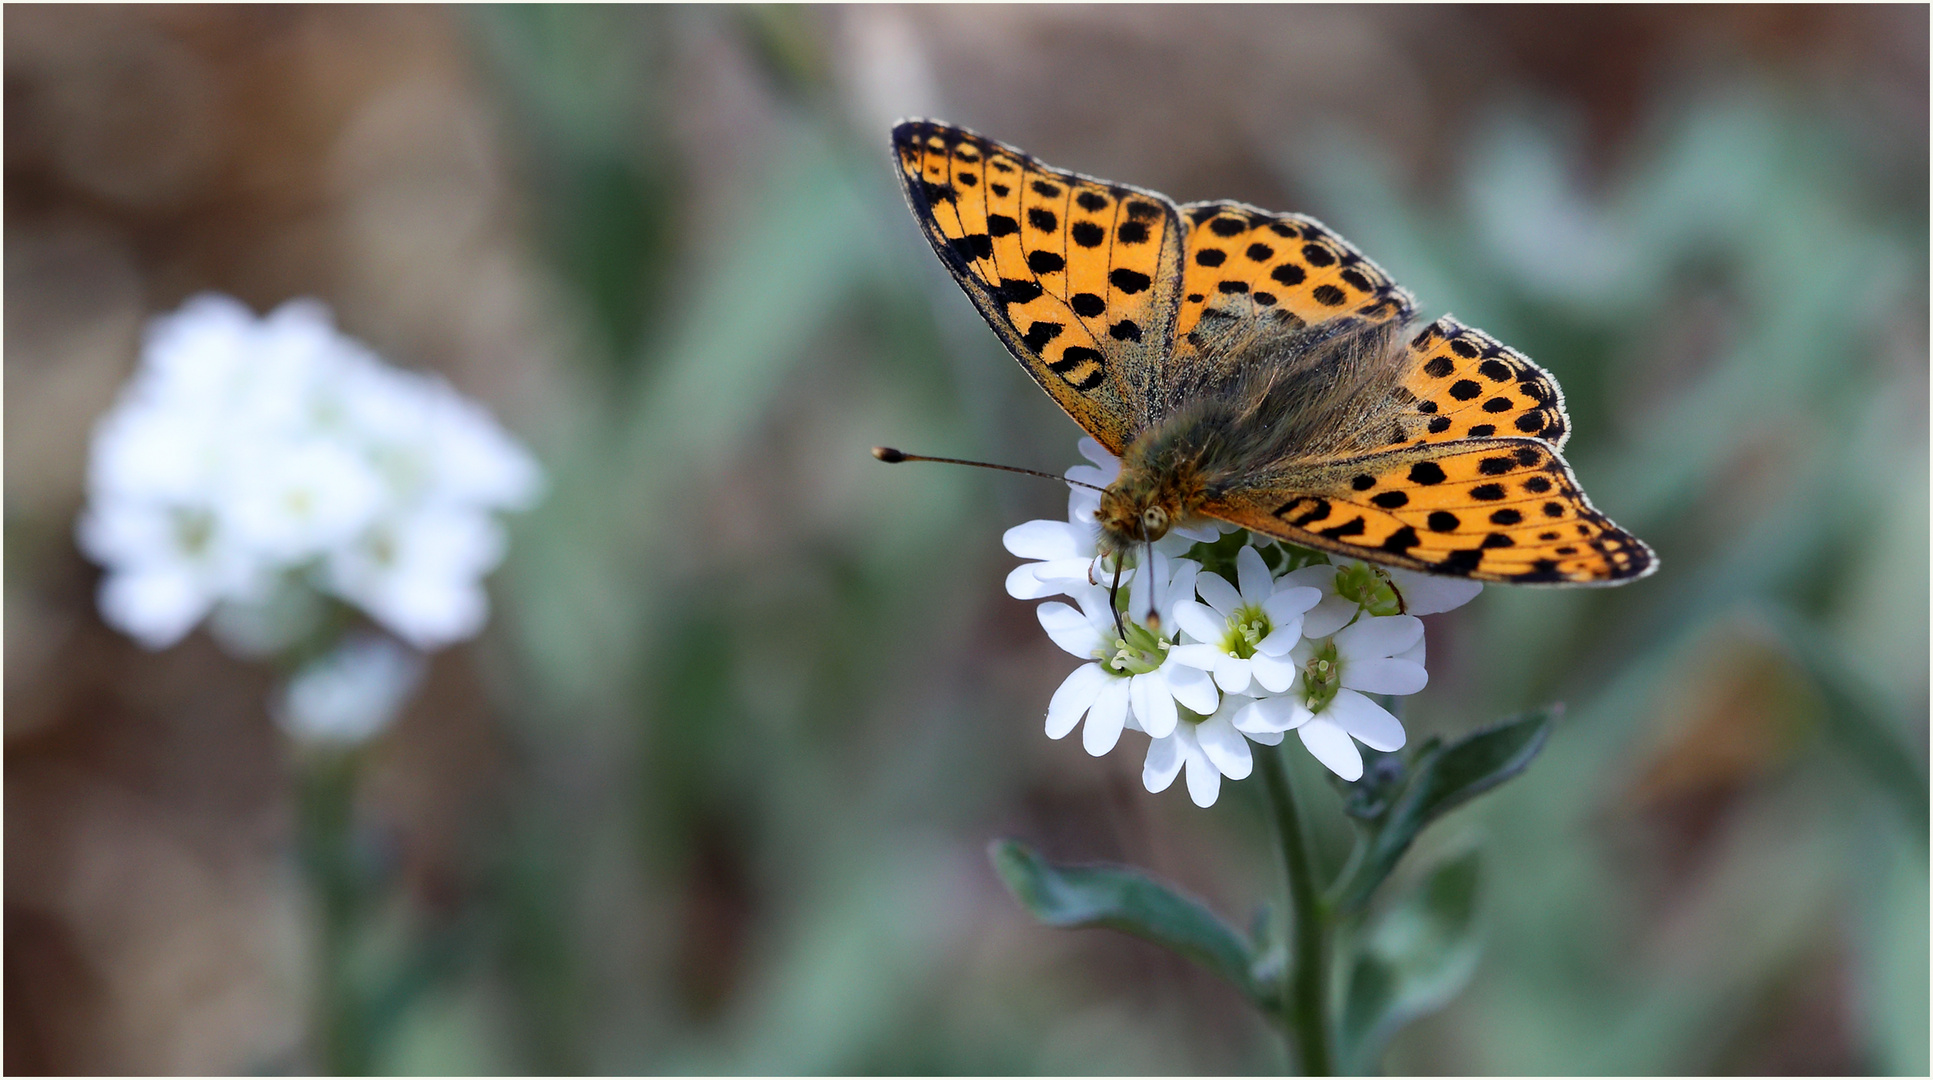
left=1258, top=744, right=1333, bottom=1076
left=298, top=750, right=370, bottom=1075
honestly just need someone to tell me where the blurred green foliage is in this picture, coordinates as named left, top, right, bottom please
left=14, top=7, right=1915, bottom=1076
left=351, top=9, right=1926, bottom=1075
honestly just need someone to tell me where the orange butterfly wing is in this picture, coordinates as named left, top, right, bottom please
left=892, top=120, right=1185, bottom=454
left=1203, top=439, right=1654, bottom=584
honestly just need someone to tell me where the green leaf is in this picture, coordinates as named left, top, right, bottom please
left=1332, top=709, right=1553, bottom=913
left=1338, top=850, right=1483, bottom=1074
left=988, top=839, right=1265, bottom=1008
left=1758, top=607, right=1928, bottom=842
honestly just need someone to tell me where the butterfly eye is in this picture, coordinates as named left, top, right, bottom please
left=1141, top=506, right=1169, bottom=537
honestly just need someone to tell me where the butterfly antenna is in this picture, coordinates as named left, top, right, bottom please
left=1107, top=553, right=1127, bottom=642
left=871, top=447, right=1105, bottom=491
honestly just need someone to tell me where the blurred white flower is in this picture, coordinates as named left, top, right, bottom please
left=275, top=634, right=425, bottom=745
left=78, top=293, right=543, bottom=651
left=1169, top=544, right=1323, bottom=695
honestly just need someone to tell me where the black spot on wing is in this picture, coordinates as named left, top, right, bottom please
left=1021, top=321, right=1063, bottom=350
left=1319, top=516, right=1367, bottom=539
left=1027, top=250, right=1064, bottom=273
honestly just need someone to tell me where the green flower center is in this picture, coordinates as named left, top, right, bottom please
left=1100, top=616, right=1168, bottom=676
left=1221, top=602, right=1272, bottom=660
left=1336, top=563, right=1403, bottom=617
left=1303, top=640, right=1342, bottom=713
left=172, top=509, right=214, bottom=556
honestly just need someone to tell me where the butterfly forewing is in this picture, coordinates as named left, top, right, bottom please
left=893, top=120, right=1184, bottom=454
left=1168, top=202, right=1414, bottom=374
left=1204, top=439, right=1654, bottom=583
left=1398, top=317, right=1570, bottom=448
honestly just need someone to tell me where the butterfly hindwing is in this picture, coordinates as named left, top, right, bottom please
left=1399, top=317, right=1570, bottom=448
left=893, top=120, right=1184, bottom=454
left=1203, top=438, right=1654, bottom=583
left=1167, top=202, right=1414, bottom=380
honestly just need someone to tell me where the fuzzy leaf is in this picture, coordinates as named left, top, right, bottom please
left=988, top=839, right=1264, bottom=1006
left=1339, top=850, right=1483, bottom=1073
left=1333, top=708, right=1553, bottom=913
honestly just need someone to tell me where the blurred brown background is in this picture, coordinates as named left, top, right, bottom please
left=6, top=5, right=1926, bottom=1074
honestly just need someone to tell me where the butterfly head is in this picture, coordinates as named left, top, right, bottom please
left=1096, top=479, right=1177, bottom=557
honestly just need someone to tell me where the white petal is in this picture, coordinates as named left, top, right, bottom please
left=1153, top=531, right=1198, bottom=556
left=1142, top=733, right=1184, bottom=792
left=1387, top=568, right=1483, bottom=615
left=1076, top=436, right=1117, bottom=473
left=1038, top=558, right=1101, bottom=590
left=1126, top=550, right=1163, bottom=625
left=1038, top=601, right=1101, bottom=658
left=1131, top=671, right=1178, bottom=739
left=1235, top=545, right=1272, bottom=604
left=1169, top=642, right=1225, bottom=670
left=1234, top=695, right=1308, bottom=734
left=1160, top=560, right=1201, bottom=627
left=1083, top=677, right=1131, bottom=756
left=1328, top=689, right=1407, bottom=752
left=1196, top=713, right=1254, bottom=779
left=1245, top=728, right=1285, bottom=746
left=1046, top=663, right=1108, bottom=739
left=1335, top=614, right=1424, bottom=661
left=1397, top=629, right=1426, bottom=669
left=1171, top=600, right=1227, bottom=645
left=1164, top=662, right=1221, bottom=715
left=1249, top=650, right=1301, bottom=694
left=1254, top=618, right=1303, bottom=657
left=1299, top=717, right=1364, bottom=781
left=1067, top=467, right=1112, bottom=495
left=1281, top=564, right=1341, bottom=593
left=1264, top=585, right=1323, bottom=623
left=1184, top=744, right=1223, bottom=806
left=1341, top=656, right=1429, bottom=696
left=1301, top=595, right=1359, bottom=638
left=1195, top=571, right=1242, bottom=618
left=1170, top=518, right=1222, bottom=543
left=1213, top=654, right=1253, bottom=695
left=98, top=568, right=213, bottom=649
left=1005, top=564, right=1049, bottom=599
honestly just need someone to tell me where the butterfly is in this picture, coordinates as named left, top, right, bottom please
left=890, top=119, right=1655, bottom=586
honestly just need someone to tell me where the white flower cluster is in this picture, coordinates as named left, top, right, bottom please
left=78, top=294, right=544, bottom=654
left=1006, top=439, right=1481, bottom=807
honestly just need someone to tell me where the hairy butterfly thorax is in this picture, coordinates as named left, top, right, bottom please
left=883, top=119, right=1657, bottom=587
